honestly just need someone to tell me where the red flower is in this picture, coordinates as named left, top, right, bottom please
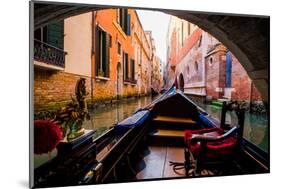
left=34, top=120, right=62, bottom=154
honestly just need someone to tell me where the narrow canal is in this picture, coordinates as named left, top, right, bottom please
left=84, top=95, right=268, bottom=153
left=83, top=95, right=157, bottom=139
left=35, top=95, right=268, bottom=168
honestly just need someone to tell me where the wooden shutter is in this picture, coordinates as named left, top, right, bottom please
left=124, top=52, right=129, bottom=80
left=126, top=14, right=131, bottom=35
left=131, top=59, right=135, bottom=81
left=120, top=9, right=124, bottom=30
left=95, top=26, right=101, bottom=76
left=101, top=31, right=107, bottom=77
left=105, top=33, right=110, bottom=78
left=116, top=9, right=120, bottom=24
left=46, top=20, right=64, bottom=49
left=124, top=9, right=128, bottom=33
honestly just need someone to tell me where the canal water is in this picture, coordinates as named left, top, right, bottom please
left=84, top=95, right=269, bottom=153
left=83, top=96, right=156, bottom=140
left=35, top=95, right=268, bottom=168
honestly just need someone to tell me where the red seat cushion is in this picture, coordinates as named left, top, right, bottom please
left=184, top=128, right=237, bottom=159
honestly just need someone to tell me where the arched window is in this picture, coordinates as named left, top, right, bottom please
left=209, top=57, right=213, bottom=65
left=179, top=73, right=184, bottom=92
left=195, top=61, right=199, bottom=72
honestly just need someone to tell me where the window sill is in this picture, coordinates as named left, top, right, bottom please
left=124, top=80, right=137, bottom=85
left=95, top=76, right=110, bottom=81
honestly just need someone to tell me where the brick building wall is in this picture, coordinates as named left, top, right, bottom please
left=231, top=55, right=262, bottom=101
left=34, top=68, right=91, bottom=111
left=166, top=16, right=262, bottom=102
left=205, top=44, right=227, bottom=99
left=93, top=9, right=151, bottom=99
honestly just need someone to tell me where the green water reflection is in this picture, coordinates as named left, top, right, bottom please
left=84, top=96, right=268, bottom=153
left=83, top=96, right=155, bottom=139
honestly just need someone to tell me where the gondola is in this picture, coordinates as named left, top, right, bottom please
left=33, top=86, right=269, bottom=188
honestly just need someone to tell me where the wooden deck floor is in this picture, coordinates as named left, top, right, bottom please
left=135, top=146, right=185, bottom=179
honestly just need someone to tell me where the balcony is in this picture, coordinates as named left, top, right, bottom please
left=34, top=39, right=66, bottom=70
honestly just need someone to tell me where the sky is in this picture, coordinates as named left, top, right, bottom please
left=136, top=10, right=170, bottom=67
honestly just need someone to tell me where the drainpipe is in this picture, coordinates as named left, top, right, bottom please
left=91, top=11, right=96, bottom=107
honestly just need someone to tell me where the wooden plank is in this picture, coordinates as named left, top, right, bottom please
left=136, top=146, right=166, bottom=179
left=135, top=146, right=186, bottom=179
left=153, top=116, right=196, bottom=124
left=163, top=147, right=185, bottom=178
left=153, top=129, right=185, bottom=137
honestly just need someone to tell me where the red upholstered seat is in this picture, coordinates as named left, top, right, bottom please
left=184, top=127, right=238, bottom=159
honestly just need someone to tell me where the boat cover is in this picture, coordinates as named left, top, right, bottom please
left=198, top=114, right=217, bottom=128
left=114, top=110, right=150, bottom=129
left=152, top=92, right=199, bottom=120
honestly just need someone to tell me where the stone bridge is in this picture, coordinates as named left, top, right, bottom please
left=32, top=2, right=269, bottom=105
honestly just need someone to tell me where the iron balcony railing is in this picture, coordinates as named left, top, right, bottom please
left=34, top=39, right=66, bottom=68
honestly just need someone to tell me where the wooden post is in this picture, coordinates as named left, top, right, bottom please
left=220, top=101, right=227, bottom=129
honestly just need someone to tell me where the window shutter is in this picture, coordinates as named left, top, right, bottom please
left=101, top=31, right=107, bottom=77
left=105, top=33, right=110, bottom=78
left=131, top=59, right=135, bottom=81
left=46, top=20, right=64, bottom=49
left=127, top=14, right=131, bottom=35
left=120, top=9, right=125, bottom=30
left=95, top=26, right=100, bottom=76
left=116, top=9, right=120, bottom=24
left=124, top=52, right=129, bottom=80
left=123, top=9, right=128, bottom=33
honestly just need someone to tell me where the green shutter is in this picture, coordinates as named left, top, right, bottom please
left=126, top=14, right=131, bottom=35
left=47, top=20, right=64, bottom=49
left=124, top=9, right=128, bottom=33
left=95, top=27, right=100, bottom=76
left=102, top=31, right=107, bottom=77
left=131, top=59, right=135, bottom=81
left=123, top=52, right=129, bottom=80
left=120, top=9, right=124, bottom=30
left=105, top=33, right=110, bottom=78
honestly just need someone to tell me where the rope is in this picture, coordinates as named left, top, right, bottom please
left=169, top=161, right=186, bottom=176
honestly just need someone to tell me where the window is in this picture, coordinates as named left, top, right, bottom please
left=116, top=9, right=120, bottom=24
left=34, top=20, right=64, bottom=49
left=187, top=66, right=190, bottom=75
left=123, top=52, right=135, bottom=83
left=117, top=9, right=131, bottom=35
left=198, top=35, right=202, bottom=48
left=209, top=57, right=213, bottom=65
left=195, top=61, right=199, bottom=72
left=117, top=42, right=121, bottom=55
left=130, top=59, right=135, bottom=81
left=123, top=52, right=129, bottom=80
left=95, top=26, right=110, bottom=78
